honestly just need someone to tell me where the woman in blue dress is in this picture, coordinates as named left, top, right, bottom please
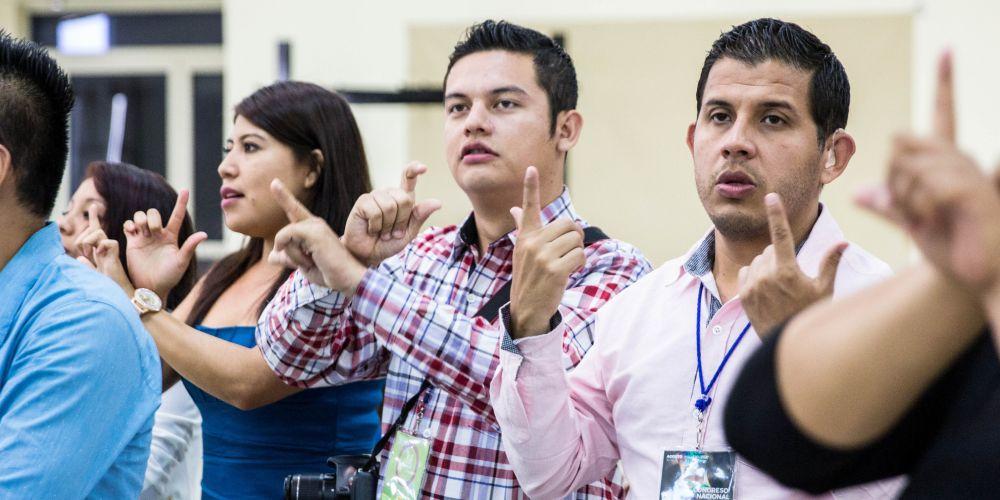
left=95, top=81, right=384, bottom=499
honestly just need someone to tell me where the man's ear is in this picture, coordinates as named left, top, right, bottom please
left=821, top=129, right=856, bottom=185
left=305, top=149, right=323, bottom=189
left=686, top=122, right=696, bottom=155
left=555, top=110, right=583, bottom=154
left=0, top=144, right=12, bottom=189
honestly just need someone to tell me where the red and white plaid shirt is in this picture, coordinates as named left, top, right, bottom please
left=256, top=190, right=651, bottom=499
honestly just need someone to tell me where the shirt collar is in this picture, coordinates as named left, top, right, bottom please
left=792, top=204, right=845, bottom=277
left=0, top=223, right=65, bottom=332
left=452, top=186, right=579, bottom=255
left=682, top=230, right=716, bottom=278
left=669, top=203, right=840, bottom=287
left=0, top=222, right=64, bottom=278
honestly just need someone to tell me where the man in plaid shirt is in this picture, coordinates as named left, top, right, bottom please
left=258, top=20, right=651, bottom=499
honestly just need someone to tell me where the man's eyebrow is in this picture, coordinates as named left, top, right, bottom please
left=491, top=86, right=528, bottom=96
left=703, top=99, right=799, bottom=113
left=760, top=100, right=795, bottom=111
left=704, top=99, right=732, bottom=109
left=444, top=86, right=529, bottom=100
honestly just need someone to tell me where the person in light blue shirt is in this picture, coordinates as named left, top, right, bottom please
left=0, top=30, right=161, bottom=498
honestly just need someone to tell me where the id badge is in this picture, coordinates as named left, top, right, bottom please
left=659, top=449, right=736, bottom=500
left=380, top=431, right=431, bottom=500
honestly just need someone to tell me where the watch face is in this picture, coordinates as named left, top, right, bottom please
left=135, top=288, right=162, bottom=311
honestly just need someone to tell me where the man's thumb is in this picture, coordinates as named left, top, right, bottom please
left=412, top=199, right=442, bottom=225
left=817, top=242, right=849, bottom=292
left=510, top=206, right=524, bottom=231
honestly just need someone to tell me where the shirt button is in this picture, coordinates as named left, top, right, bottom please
left=712, top=325, right=723, bottom=336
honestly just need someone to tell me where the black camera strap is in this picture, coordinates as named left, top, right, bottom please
left=359, top=226, right=609, bottom=473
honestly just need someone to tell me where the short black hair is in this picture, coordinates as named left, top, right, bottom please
left=695, top=18, right=849, bottom=146
left=445, top=20, right=577, bottom=135
left=0, top=30, right=74, bottom=217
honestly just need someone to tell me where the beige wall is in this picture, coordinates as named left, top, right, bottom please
left=912, top=0, right=1000, bottom=167
left=0, top=1, right=27, bottom=37
left=407, top=16, right=911, bottom=265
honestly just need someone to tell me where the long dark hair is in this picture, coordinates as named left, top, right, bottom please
left=85, top=161, right=198, bottom=310
left=186, top=81, right=372, bottom=326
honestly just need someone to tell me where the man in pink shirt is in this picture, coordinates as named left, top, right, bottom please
left=491, top=18, right=901, bottom=499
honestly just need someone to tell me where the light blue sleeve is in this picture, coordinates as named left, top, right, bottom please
left=0, top=300, right=156, bottom=498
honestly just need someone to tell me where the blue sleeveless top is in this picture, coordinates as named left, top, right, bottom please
left=183, top=326, right=384, bottom=499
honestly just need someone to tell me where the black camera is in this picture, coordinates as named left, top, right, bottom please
left=284, top=454, right=377, bottom=500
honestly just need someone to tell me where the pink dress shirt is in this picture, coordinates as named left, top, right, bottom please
left=491, top=207, right=903, bottom=499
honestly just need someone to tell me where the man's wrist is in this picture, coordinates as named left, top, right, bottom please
left=340, top=235, right=384, bottom=268
left=749, top=318, right=777, bottom=338
left=510, top=308, right=560, bottom=339
left=337, top=257, right=368, bottom=300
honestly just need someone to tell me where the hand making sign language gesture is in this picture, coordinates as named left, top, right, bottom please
left=508, top=166, right=586, bottom=339
left=73, top=203, right=112, bottom=265
left=121, top=190, right=208, bottom=299
left=341, top=162, right=442, bottom=267
left=269, top=162, right=442, bottom=292
left=80, top=190, right=207, bottom=299
left=73, top=203, right=130, bottom=290
left=268, top=179, right=368, bottom=294
left=738, top=192, right=848, bottom=337
left=857, top=51, right=1000, bottom=313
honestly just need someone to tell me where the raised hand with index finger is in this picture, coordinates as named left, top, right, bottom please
left=341, top=162, right=442, bottom=267
left=857, top=51, right=1000, bottom=301
left=739, top=193, right=848, bottom=337
left=508, top=166, right=586, bottom=339
left=123, top=189, right=208, bottom=299
left=74, top=203, right=110, bottom=266
left=269, top=179, right=367, bottom=294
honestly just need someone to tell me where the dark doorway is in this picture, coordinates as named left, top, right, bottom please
left=193, top=73, right=225, bottom=240
left=69, top=75, right=167, bottom=190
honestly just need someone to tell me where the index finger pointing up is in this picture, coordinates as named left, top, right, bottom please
left=765, top=192, right=796, bottom=263
left=400, top=162, right=428, bottom=194
left=933, top=50, right=956, bottom=145
left=87, top=202, right=101, bottom=231
left=271, top=179, right=313, bottom=223
left=166, top=189, right=191, bottom=235
left=518, top=166, right=543, bottom=232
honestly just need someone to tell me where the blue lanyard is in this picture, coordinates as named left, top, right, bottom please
left=693, top=282, right=752, bottom=416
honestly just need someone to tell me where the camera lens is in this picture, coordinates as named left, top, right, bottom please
left=283, top=473, right=338, bottom=500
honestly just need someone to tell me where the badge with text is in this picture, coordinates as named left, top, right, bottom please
left=380, top=431, right=431, bottom=500
left=659, top=450, right=736, bottom=500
